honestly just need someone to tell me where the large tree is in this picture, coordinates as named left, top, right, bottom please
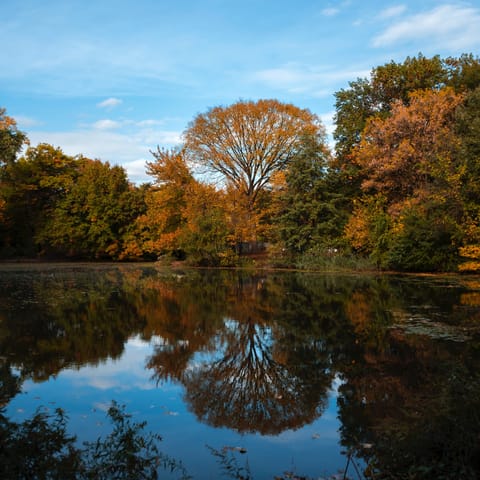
left=353, top=88, right=464, bottom=209
left=135, top=148, right=195, bottom=257
left=183, top=99, right=323, bottom=212
left=0, top=108, right=29, bottom=254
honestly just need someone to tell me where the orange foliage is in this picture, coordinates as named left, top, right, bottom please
left=184, top=99, right=322, bottom=213
left=353, top=88, right=464, bottom=210
left=181, top=181, right=224, bottom=235
left=344, top=202, right=372, bottom=251
left=458, top=245, right=480, bottom=272
left=223, top=186, right=260, bottom=244
left=146, top=147, right=192, bottom=187
left=345, top=291, right=372, bottom=335
left=460, top=292, right=480, bottom=306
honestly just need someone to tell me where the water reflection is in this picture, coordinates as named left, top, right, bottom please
left=146, top=274, right=334, bottom=434
left=181, top=317, right=330, bottom=435
left=1, top=265, right=480, bottom=478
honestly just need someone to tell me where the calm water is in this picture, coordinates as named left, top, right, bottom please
left=1, top=264, right=480, bottom=479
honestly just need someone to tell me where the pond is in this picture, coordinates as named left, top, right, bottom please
left=1, top=263, right=480, bottom=479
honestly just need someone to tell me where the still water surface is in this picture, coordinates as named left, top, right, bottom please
left=1, top=264, right=480, bottom=478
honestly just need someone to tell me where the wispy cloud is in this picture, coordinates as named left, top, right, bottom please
left=92, top=119, right=122, bottom=130
left=373, top=4, right=480, bottom=49
left=378, top=5, right=407, bottom=19
left=321, top=8, right=340, bottom=16
left=252, top=63, right=370, bottom=96
left=97, top=97, right=122, bottom=109
left=136, top=119, right=165, bottom=127
left=13, top=115, right=42, bottom=128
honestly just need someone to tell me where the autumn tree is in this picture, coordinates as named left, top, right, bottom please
left=0, top=108, right=29, bottom=254
left=178, top=182, right=232, bottom=265
left=133, top=147, right=231, bottom=264
left=334, top=55, right=446, bottom=164
left=455, top=86, right=480, bottom=229
left=444, top=53, right=480, bottom=92
left=183, top=99, right=323, bottom=242
left=332, top=54, right=480, bottom=204
left=353, top=88, right=464, bottom=208
left=132, top=148, right=194, bottom=258
left=345, top=88, right=465, bottom=270
left=454, top=86, right=480, bottom=271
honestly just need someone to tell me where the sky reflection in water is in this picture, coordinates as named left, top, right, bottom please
left=1, top=264, right=480, bottom=479
left=6, top=334, right=344, bottom=478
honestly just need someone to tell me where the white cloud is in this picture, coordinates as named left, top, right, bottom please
left=92, top=119, right=122, bottom=130
left=136, top=119, right=165, bottom=127
left=60, top=336, right=158, bottom=391
left=321, top=8, right=339, bottom=16
left=97, top=97, right=123, bottom=109
left=122, top=158, right=152, bottom=182
left=141, top=130, right=182, bottom=146
left=28, top=129, right=140, bottom=162
left=378, top=5, right=407, bottom=19
left=373, top=4, right=480, bottom=49
left=252, top=64, right=370, bottom=96
left=13, top=115, right=42, bottom=128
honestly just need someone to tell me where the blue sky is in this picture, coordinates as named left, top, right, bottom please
left=1, top=0, right=479, bottom=183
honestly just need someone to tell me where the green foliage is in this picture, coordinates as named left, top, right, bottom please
left=385, top=207, right=460, bottom=272
left=445, top=53, right=480, bottom=92
left=275, top=135, right=346, bottom=254
left=38, top=158, right=144, bottom=259
left=455, top=86, right=480, bottom=228
left=179, top=206, right=234, bottom=266
left=333, top=77, right=376, bottom=166
left=82, top=401, right=190, bottom=479
left=293, top=245, right=376, bottom=272
left=0, top=143, right=78, bottom=257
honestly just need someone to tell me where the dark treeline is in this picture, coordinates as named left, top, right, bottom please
left=1, top=53, right=480, bottom=272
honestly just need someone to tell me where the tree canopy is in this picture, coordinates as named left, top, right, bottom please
left=1, top=53, right=480, bottom=271
left=184, top=99, right=323, bottom=210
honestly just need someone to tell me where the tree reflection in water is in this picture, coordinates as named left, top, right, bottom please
left=183, top=318, right=330, bottom=435
left=2, top=266, right=480, bottom=478
left=337, top=278, right=480, bottom=479
left=146, top=272, right=334, bottom=435
left=0, top=401, right=190, bottom=480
